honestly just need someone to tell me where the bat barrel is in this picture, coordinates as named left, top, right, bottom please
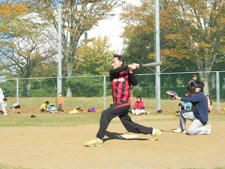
left=142, top=62, right=162, bottom=67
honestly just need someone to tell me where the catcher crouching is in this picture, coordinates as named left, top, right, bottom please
left=172, top=81, right=211, bottom=135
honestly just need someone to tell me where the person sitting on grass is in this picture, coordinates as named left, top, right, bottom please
left=131, top=96, right=145, bottom=115
left=173, top=81, right=211, bottom=135
left=177, top=101, right=191, bottom=115
left=40, top=101, right=49, bottom=112
left=49, top=103, right=56, bottom=113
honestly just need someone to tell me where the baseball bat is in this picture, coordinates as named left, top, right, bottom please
left=140, top=62, right=162, bottom=67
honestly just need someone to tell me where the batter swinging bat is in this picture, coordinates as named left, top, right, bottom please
left=140, top=62, right=162, bottom=67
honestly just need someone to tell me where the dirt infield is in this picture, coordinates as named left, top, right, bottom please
left=0, top=116, right=224, bottom=169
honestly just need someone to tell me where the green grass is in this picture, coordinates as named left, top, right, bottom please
left=0, top=164, right=31, bottom=169
left=6, top=96, right=225, bottom=114
left=0, top=97, right=224, bottom=127
left=0, top=113, right=101, bottom=127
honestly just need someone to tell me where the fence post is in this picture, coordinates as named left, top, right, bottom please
left=16, top=78, right=19, bottom=104
left=216, top=71, right=220, bottom=112
left=103, top=76, right=106, bottom=110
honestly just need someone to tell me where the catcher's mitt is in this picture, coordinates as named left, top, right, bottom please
left=166, top=90, right=178, bottom=100
left=3, top=98, right=7, bottom=101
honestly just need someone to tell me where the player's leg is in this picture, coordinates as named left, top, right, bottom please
left=180, top=110, right=195, bottom=130
left=187, top=119, right=211, bottom=135
left=1, top=102, right=7, bottom=115
left=174, top=110, right=194, bottom=133
left=135, top=109, right=140, bottom=115
left=86, top=103, right=129, bottom=147
left=119, top=113, right=161, bottom=141
left=96, top=104, right=130, bottom=139
left=140, top=109, right=145, bottom=114
left=180, top=111, right=195, bottom=131
left=119, top=113, right=152, bottom=134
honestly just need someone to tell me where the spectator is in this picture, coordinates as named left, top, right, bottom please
left=0, top=87, right=7, bottom=115
left=56, top=93, right=64, bottom=112
left=40, top=101, right=49, bottom=112
left=173, top=81, right=211, bottom=135
left=131, top=96, right=145, bottom=115
left=49, top=103, right=56, bottom=113
left=178, top=101, right=191, bottom=112
left=206, top=95, right=212, bottom=113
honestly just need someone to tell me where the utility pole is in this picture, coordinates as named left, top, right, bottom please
left=57, top=3, right=62, bottom=95
left=155, top=0, right=161, bottom=111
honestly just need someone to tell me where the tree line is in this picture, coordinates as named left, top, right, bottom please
left=0, top=0, right=224, bottom=97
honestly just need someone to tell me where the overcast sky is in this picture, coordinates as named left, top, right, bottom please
left=87, top=0, right=141, bottom=53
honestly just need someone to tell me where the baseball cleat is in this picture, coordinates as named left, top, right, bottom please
left=85, top=138, right=103, bottom=147
left=206, top=124, right=211, bottom=135
left=149, top=129, right=161, bottom=141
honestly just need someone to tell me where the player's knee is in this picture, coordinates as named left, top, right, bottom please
left=101, top=111, right=108, bottom=118
left=186, top=128, right=196, bottom=135
left=100, top=110, right=111, bottom=122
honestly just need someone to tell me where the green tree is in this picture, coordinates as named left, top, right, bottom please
left=76, top=36, right=115, bottom=75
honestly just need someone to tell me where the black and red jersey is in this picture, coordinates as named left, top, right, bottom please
left=110, top=65, right=138, bottom=105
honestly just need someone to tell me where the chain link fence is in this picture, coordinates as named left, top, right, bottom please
left=1, top=71, right=225, bottom=112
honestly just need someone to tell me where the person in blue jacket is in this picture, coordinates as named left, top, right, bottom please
left=173, top=81, right=211, bottom=135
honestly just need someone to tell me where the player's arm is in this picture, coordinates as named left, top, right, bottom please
left=110, top=65, right=129, bottom=80
left=128, top=63, right=139, bottom=86
left=176, top=94, right=202, bottom=102
left=110, top=63, right=139, bottom=81
left=110, top=65, right=129, bottom=75
left=129, top=72, right=138, bottom=86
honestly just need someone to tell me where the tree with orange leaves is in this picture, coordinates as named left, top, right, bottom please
left=0, top=1, right=57, bottom=96
left=121, top=0, right=225, bottom=94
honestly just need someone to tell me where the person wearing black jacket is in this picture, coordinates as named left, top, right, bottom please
left=85, top=55, right=161, bottom=147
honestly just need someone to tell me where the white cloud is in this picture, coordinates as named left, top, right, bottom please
left=86, top=0, right=141, bottom=52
